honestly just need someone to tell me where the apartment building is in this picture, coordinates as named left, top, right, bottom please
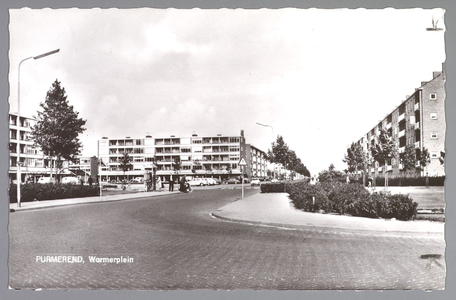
left=8, top=113, right=51, bottom=183
left=245, top=144, right=268, bottom=179
left=98, top=130, right=268, bottom=182
left=356, top=65, right=445, bottom=177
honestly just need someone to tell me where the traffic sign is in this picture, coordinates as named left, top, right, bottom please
left=238, top=157, right=247, bottom=166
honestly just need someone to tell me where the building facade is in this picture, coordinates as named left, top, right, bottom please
left=356, top=65, right=445, bottom=177
left=8, top=113, right=51, bottom=183
left=98, top=131, right=268, bottom=182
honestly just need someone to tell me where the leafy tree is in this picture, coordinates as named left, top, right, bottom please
left=371, top=129, right=397, bottom=189
left=401, top=145, right=416, bottom=172
left=192, top=159, right=201, bottom=173
left=318, top=164, right=345, bottom=182
left=226, top=163, right=232, bottom=174
left=343, top=142, right=365, bottom=178
left=172, top=157, right=181, bottom=173
left=31, top=79, right=86, bottom=183
left=267, top=135, right=289, bottom=174
left=417, top=148, right=431, bottom=173
left=119, top=153, right=133, bottom=185
left=439, top=151, right=445, bottom=165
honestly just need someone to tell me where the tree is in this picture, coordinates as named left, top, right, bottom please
left=402, top=145, right=417, bottom=172
left=343, top=142, right=365, bottom=178
left=439, top=151, right=445, bottom=165
left=371, top=129, right=397, bottom=189
left=31, top=79, right=86, bottom=183
left=417, top=147, right=431, bottom=173
left=192, top=159, right=201, bottom=173
left=119, top=153, right=133, bottom=188
left=172, top=157, right=181, bottom=173
left=318, top=164, right=345, bottom=182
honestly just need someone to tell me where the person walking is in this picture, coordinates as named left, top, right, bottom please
left=156, top=176, right=162, bottom=192
left=169, top=174, right=174, bottom=192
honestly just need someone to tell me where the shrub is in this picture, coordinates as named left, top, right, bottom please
left=284, top=181, right=418, bottom=221
left=260, top=182, right=285, bottom=193
left=9, top=183, right=100, bottom=203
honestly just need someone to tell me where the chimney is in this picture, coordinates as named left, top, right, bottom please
left=240, top=129, right=244, bottom=137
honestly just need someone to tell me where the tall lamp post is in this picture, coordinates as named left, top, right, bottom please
left=256, top=122, right=275, bottom=180
left=17, top=49, right=60, bottom=207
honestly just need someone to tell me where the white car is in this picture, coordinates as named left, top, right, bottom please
left=205, top=178, right=217, bottom=185
left=38, top=177, right=55, bottom=184
left=250, top=178, right=261, bottom=186
left=187, top=178, right=207, bottom=186
left=62, top=177, right=79, bottom=184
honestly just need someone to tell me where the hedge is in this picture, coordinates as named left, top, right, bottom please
left=374, top=176, right=445, bottom=187
left=264, top=181, right=418, bottom=221
left=9, top=183, right=100, bottom=203
left=260, top=182, right=285, bottom=193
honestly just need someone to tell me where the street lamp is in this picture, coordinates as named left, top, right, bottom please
left=256, top=122, right=276, bottom=179
left=17, top=49, right=60, bottom=207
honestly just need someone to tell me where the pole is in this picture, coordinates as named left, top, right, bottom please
left=241, top=166, right=244, bottom=200
left=16, top=49, right=59, bottom=208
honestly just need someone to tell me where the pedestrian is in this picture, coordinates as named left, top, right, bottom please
left=169, top=174, right=174, bottom=192
left=156, top=176, right=162, bottom=192
left=88, top=176, right=93, bottom=186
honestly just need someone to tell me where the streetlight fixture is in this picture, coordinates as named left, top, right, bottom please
left=256, top=122, right=276, bottom=180
left=17, top=49, right=60, bottom=207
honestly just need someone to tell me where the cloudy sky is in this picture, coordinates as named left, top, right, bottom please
left=9, top=8, right=445, bottom=175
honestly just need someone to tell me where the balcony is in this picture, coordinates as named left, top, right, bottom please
left=386, top=123, right=392, bottom=129
left=415, top=141, right=420, bottom=149
left=415, top=161, right=420, bottom=168
left=414, top=102, right=420, bottom=111
left=378, top=167, right=383, bottom=172
left=398, top=113, right=405, bottom=122
left=415, top=122, right=420, bottom=130
left=399, top=163, right=404, bottom=170
left=398, top=130, right=405, bottom=138
left=387, top=165, right=392, bottom=172
left=399, top=147, right=405, bottom=154
left=370, top=168, right=375, bottom=173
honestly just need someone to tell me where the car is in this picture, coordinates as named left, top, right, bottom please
left=38, top=177, right=55, bottom=184
left=205, top=178, right=217, bottom=185
left=271, top=178, right=279, bottom=183
left=61, top=176, right=79, bottom=184
left=251, top=178, right=261, bottom=186
left=188, top=178, right=207, bottom=186
left=132, top=177, right=143, bottom=184
left=224, top=178, right=240, bottom=184
left=242, top=178, right=250, bottom=184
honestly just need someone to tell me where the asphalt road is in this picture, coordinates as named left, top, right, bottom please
left=9, top=187, right=445, bottom=290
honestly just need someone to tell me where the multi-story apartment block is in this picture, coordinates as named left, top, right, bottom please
left=245, top=144, right=268, bottom=179
left=356, top=65, right=445, bottom=177
left=8, top=113, right=51, bottom=183
left=98, top=130, right=268, bottom=182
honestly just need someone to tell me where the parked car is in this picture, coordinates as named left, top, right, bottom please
left=132, top=177, right=143, bottom=184
left=251, top=178, right=261, bottom=186
left=205, top=178, right=217, bottom=186
left=224, top=178, right=240, bottom=184
left=242, top=178, right=250, bottom=184
left=61, top=176, right=79, bottom=184
left=188, top=178, right=207, bottom=186
left=38, top=177, right=55, bottom=184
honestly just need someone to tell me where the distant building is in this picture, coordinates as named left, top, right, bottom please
left=68, top=156, right=99, bottom=182
left=355, top=65, right=445, bottom=177
left=97, top=131, right=268, bottom=182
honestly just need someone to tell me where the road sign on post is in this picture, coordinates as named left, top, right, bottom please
left=239, top=158, right=247, bottom=200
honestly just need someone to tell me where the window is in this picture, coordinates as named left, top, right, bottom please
left=430, top=93, right=437, bottom=100
left=430, top=113, right=438, bottom=120
left=229, top=137, right=240, bottom=143
left=430, top=133, right=438, bottom=139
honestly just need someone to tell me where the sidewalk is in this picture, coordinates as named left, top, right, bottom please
left=211, top=193, right=444, bottom=235
left=10, top=190, right=180, bottom=212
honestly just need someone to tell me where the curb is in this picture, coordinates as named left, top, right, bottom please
left=10, top=192, right=180, bottom=213
left=210, top=212, right=444, bottom=237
